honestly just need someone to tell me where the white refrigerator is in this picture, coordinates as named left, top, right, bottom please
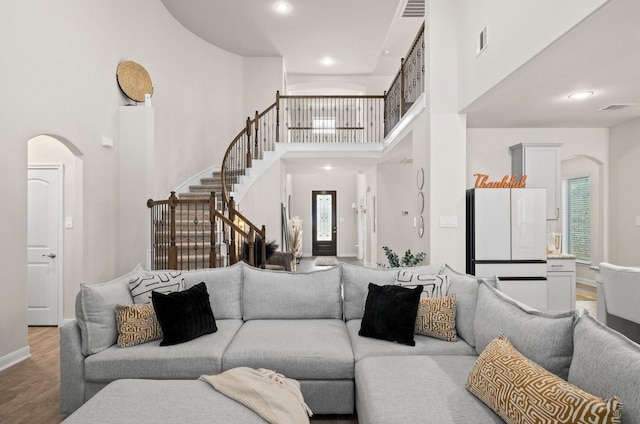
left=466, top=188, right=548, bottom=310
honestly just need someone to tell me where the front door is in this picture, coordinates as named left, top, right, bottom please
left=312, top=190, right=337, bottom=256
left=28, top=165, right=63, bottom=326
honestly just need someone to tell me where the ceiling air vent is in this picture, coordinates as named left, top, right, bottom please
left=599, top=104, right=635, bottom=111
left=402, top=0, right=425, bottom=17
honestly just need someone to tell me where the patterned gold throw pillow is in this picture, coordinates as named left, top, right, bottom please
left=115, top=304, right=163, bottom=348
left=466, top=335, right=622, bottom=424
left=414, top=294, right=457, bottom=342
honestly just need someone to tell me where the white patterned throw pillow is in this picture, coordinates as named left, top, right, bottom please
left=395, top=271, right=450, bottom=297
left=129, top=272, right=184, bottom=304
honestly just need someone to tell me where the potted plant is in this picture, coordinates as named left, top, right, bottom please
left=381, top=246, right=426, bottom=268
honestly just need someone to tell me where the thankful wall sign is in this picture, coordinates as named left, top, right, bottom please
left=474, top=173, right=527, bottom=188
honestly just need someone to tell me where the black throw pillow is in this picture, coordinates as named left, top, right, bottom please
left=151, top=282, right=217, bottom=346
left=359, top=283, right=423, bottom=346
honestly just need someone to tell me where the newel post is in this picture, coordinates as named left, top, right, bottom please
left=254, top=110, right=260, bottom=160
left=275, top=90, right=280, bottom=144
left=260, top=225, right=267, bottom=267
left=245, top=117, right=252, bottom=169
left=247, top=227, right=256, bottom=267
left=209, top=192, right=217, bottom=268
left=228, top=197, right=237, bottom=265
left=399, top=57, right=406, bottom=118
left=168, top=191, right=178, bottom=270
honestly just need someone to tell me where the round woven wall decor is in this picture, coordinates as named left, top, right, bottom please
left=116, top=61, right=153, bottom=102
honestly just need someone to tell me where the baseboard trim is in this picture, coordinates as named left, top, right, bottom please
left=0, top=346, right=31, bottom=372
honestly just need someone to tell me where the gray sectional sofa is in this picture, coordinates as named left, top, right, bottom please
left=60, top=262, right=640, bottom=423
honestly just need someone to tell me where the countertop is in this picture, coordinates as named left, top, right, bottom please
left=547, top=253, right=576, bottom=259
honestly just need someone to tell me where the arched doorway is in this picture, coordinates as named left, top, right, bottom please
left=27, top=135, right=83, bottom=326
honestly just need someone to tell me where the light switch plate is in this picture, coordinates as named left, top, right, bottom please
left=65, top=216, right=73, bottom=229
left=439, top=216, right=458, bottom=228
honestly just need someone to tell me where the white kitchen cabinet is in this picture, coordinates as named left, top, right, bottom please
left=510, top=143, right=562, bottom=220
left=498, top=278, right=548, bottom=312
left=547, top=257, right=576, bottom=312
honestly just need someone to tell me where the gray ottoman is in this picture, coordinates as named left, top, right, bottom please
left=355, top=355, right=503, bottom=424
left=62, top=379, right=268, bottom=424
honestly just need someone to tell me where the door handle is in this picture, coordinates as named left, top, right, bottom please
left=42, top=253, right=57, bottom=259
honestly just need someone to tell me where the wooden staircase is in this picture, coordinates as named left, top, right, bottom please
left=178, top=170, right=226, bottom=208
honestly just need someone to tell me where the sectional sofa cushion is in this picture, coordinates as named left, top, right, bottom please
left=395, top=271, right=450, bottom=297
left=341, top=263, right=445, bottom=321
left=152, top=282, right=217, bottom=346
left=359, top=283, right=423, bottom=346
left=243, top=265, right=342, bottom=320
left=166, top=261, right=244, bottom=320
left=467, top=335, right=621, bottom=424
left=61, top=379, right=270, bottom=424
left=222, top=319, right=354, bottom=380
left=76, top=264, right=143, bottom=356
left=346, top=319, right=475, bottom=361
left=474, top=280, right=577, bottom=380
left=115, top=304, right=162, bottom=348
left=441, top=264, right=497, bottom=348
left=569, top=312, right=640, bottom=424
left=415, top=294, right=457, bottom=341
left=355, top=355, right=504, bottom=424
left=84, top=319, right=243, bottom=381
left=129, top=271, right=184, bottom=304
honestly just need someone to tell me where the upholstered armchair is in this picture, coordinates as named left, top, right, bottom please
left=598, top=262, right=640, bottom=343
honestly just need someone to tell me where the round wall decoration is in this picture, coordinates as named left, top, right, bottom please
left=116, top=61, right=153, bottom=102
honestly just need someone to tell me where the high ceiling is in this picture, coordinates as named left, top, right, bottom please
left=161, top=0, right=640, bottom=128
left=160, top=0, right=422, bottom=77
left=463, top=0, right=640, bottom=128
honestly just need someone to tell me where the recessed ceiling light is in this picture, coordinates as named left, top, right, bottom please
left=274, top=2, right=290, bottom=13
left=320, top=56, right=334, bottom=66
left=323, top=165, right=333, bottom=171
left=568, top=91, right=594, bottom=100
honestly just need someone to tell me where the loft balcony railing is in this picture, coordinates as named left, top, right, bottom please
left=384, top=22, right=425, bottom=135
left=221, top=24, right=424, bottom=206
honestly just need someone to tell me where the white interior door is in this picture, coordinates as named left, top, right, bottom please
left=28, top=165, right=63, bottom=326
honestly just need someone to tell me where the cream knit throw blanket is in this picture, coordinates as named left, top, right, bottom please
left=200, top=367, right=313, bottom=424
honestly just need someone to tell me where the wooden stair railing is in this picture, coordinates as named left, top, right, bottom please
left=147, top=191, right=266, bottom=270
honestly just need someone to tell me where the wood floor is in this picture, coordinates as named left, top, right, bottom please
left=0, top=327, right=357, bottom=423
left=0, top=326, right=63, bottom=424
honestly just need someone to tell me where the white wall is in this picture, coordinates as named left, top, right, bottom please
left=286, top=75, right=392, bottom=95
left=0, top=0, right=244, bottom=366
left=457, top=0, right=609, bottom=110
left=609, top=118, right=640, bottom=265
left=288, top=171, right=359, bottom=257
left=236, top=162, right=286, bottom=250
left=428, top=1, right=467, bottom=270
left=243, top=57, right=285, bottom=119
left=376, top=163, right=415, bottom=266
